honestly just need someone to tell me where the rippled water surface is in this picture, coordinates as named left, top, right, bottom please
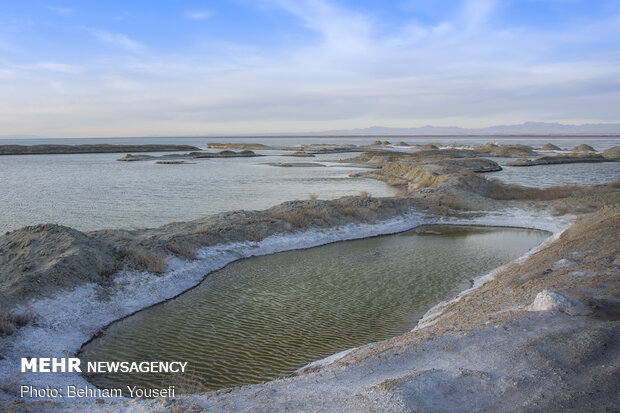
left=80, top=225, right=548, bottom=394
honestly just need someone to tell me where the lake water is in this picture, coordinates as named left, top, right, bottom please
left=0, top=150, right=396, bottom=234
left=487, top=157, right=620, bottom=188
left=79, top=225, right=549, bottom=394
left=1, top=136, right=617, bottom=233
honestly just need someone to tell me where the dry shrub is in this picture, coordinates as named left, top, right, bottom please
left=301, top=203, right=331, bottom=223
left=336, top=203, right=374, bottom=222
left=0, top=307, right=32, bottom=336
left=359, top=191, right=370, bottom=199
left=275, top=203, right=333, bottom=228
left=308, top=193, right=318, bottom=200
left=132, top=249, right=167, bottom=273
left=340, top=207, right=361, bottom=217
left=166, top=240, right=196, bottom=260
left=279, top=211, right=312, bottom=228
left=416, top=175, right=437, bottom=189
left=348, top=173, right=360, bottom=178
left=355, top=208, right=373, bottom=221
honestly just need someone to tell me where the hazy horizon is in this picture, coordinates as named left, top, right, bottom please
left=2, top=1, right=620, bottom=137
left=3, top=121, right=620, bottom=140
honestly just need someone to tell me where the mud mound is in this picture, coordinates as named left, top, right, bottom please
left=475, top=143, right=537, bottom=157
left=369, top=158, right=501, bottom=191
left=506, top=155, right=607, bottom=167
left=420, top=143, right=439, bottom=150
left=602, top=146, right=620, bottom=159
left=353, top=149, right=487, bottom=165
left=0, top=224, right=118, bottom=306
left=571, top=144, right=596, bottom=152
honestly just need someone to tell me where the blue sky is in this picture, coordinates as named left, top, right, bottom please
left=1, top=0, right=619, bottom=137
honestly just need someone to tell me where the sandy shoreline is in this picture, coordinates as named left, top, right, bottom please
left=1, top=146, right=618, bottom=411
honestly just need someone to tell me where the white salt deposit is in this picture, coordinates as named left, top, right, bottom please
left=528, top=290, right=592, bottom=316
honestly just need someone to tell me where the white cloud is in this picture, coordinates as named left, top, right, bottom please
left=461, top=0, right=496, bottom=29
left=28, top=62, right=84, bottom=74
left=273, top=0, right=373, bottom=54
left=184, top=10, right=213, bottom=20
left=47, top=6, right=74, bottom=16
left=92, top=30, right=143, bottom=51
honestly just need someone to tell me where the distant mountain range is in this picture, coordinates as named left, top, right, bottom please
left=272, top=122, right=620, bottom=136
left=1, top=122, right=620, bottom=139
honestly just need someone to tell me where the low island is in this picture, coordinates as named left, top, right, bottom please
left=0, top=144, right=200, bottom=156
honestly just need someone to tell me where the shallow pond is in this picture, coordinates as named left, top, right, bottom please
left=79, top=225, right=548, bottom=394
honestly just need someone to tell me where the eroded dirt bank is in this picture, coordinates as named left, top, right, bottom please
left=1, top=147, right=619, bottom=412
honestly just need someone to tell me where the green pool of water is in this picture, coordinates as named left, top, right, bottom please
left=79, top=225, right=548, bottom=394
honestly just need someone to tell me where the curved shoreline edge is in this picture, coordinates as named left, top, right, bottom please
left=0, top=208, right=569, bottom=400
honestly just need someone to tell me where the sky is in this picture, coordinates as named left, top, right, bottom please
left=1, top=0, right=619, bottom=137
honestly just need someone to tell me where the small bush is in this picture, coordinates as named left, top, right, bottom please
left=335, top=203, right=374, bottom=222
left=132, top=249, right=167, bottom=273
left=359, top=191, right=370, bottom=199
left=285, top=213, right=312, bottom=228
left=0, top=307, right=33, bottom=336
left=271, top=202, right=332, bottom=228
left=416, top=175, right=437, bottom=188
left=166, top=240, right=196, bottom=260
left=309, top=193, right=318, bottom=200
